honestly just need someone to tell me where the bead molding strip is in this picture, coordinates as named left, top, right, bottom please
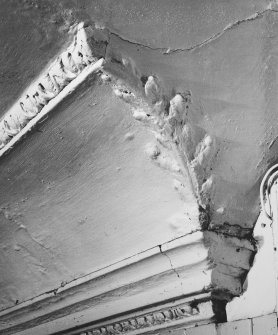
left=0, top=22, right=107, bottom=158
left=76, top=300, right=213, bottom=335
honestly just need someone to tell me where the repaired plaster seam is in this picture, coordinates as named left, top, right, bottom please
left=109, top=7, right=278, bottom=54
left=16, top=225, right=52, bottom=253
left=14, top=244, right=48, bottom=273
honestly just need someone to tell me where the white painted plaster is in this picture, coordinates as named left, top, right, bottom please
left=226, top=212, right=276, bottom=321
left=1, top=1, right=278, bottom=333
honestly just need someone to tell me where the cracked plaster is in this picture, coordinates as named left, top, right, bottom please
left=109, top=7, right=278, bottom=54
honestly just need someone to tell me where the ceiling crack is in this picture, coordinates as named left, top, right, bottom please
left=109, top=7, right=278, bottom=55
left=159, top=245, right=184, bottom=293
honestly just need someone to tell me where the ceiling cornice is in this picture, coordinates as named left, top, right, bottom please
left=0, top=22, right=258, bottom=334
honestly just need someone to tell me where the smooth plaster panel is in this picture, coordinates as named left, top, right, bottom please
left=252, top=313, right=277, bottom=335
left=217, top=319, right=252, bottom=335
left=227, top=212, right=276, bottom=320
left=159, top=314, right=277, bottom=335
left=0, top=77, right=199, bottom=309
left=186, top=324, right=217, bottom=335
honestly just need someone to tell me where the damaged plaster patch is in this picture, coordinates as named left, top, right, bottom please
left=124, top=132, right=135, bottom=141
left=145, top=142, right=161, bottom=160
left=168, top=212, right=193, bottom=236
left=209, top=222, right=254, bottom=239
left=145, top=142, right=181, bottom=173
left=132, top=108, right=149, bottom=121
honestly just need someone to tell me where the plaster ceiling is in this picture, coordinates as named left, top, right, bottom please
left=0, top=0, right=278, bottom=314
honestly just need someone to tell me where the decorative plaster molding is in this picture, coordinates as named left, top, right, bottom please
left=0, top=22, right=107, bottom=157
left=0, top=232, right=213, bottom=335
left=76, top=299, right=213, bottom=335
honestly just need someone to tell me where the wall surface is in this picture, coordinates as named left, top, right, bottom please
left=227, top=211, right=277, bottom=321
